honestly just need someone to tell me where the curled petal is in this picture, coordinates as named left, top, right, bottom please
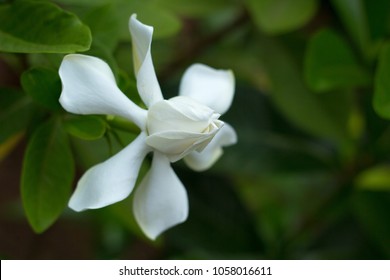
left=184, top=123, right=237, bottom=171
left=147, top=96, right=219, bottom=135
left=69, top=133, right=150, bottom=211
left=129, top=14, right=163, bottom=107
left=146, top=120, right=223, bottom=162
left=179, top=63, right=235, bottom=115
left=59, top=54, right=147, bottom=129
left=133, top=152, right=188, bottom=240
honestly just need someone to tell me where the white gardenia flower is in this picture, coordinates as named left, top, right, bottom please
left=58, top=14, right=237, bottom=240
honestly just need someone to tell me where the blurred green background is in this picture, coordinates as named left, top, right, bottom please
left=1, top=0, right=390, bottom=259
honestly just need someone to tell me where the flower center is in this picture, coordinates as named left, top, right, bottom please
left=145, top=96, right=223, bottom=162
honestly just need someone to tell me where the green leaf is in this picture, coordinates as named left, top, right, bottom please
left=0, top=88, right=34, bottom=143
left=116, top=0, right=181, bottom=39
left=355, top=165, right=390, bottom=191
left=330, top=0, right=390, bottom=60
left=82, top=3, right=122, bottom=51
left=305, top=29, right=370, bottom=92
left=21, top=119, right=75, bottom=233
left=246, top=0, right=318, bottom=34
left=257, top=36, right=352, bottom=146
left=64, top=115, right=106, bottom=140
left=374, top=43, right=390, bottom=119
left=0, top=0, right=91, bottom=53
left=330, top=0, right=371, bottom=58
left=21, top=68, right=62, bottom=111
left=27, top=53, right=65, bottom=70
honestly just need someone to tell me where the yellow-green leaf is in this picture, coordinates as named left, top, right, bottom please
left=355, top=165, right=390, bottom=191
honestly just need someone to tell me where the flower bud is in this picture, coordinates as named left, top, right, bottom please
left=146, top=96, right=223, bottom=161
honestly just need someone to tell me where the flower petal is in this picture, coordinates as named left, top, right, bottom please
left=59, top=54, right=147, bottom=129
left=146, top=120, right=223, bottom=162
left=68, top=133, right=150, bottom=211
left=129, top=14, right=163, bottom=107
left=147, top=96, right=219, bottom=135
left=184, top=123, right=237, bottom=171
left=133, top=152, right=188, bottom=240
left=179, top=63, right=235, bottom=114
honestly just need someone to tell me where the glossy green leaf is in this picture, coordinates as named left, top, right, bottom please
left=355, top=165, right=390, bottom=191
left=0, top=0, right=91, bottom=53
left=246, top=0, right=318, bottom=34
left=21, top=68, right=62, bottom=111
left=258, top=37, right=351, bottom=145
left=0, top=88, right=34, bottom=143
left=64, top=115, right=106, bottom=140
left=305, top=29, right=370, bottom=92
left=21, top=119, right=75, bottom=233
left=374, top=43, right=390, bottom=119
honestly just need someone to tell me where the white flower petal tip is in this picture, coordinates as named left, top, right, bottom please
left=129, top=14, right=163, bottom=107
left=179, top=63, right=235, bottom=115
left=133, top=153, right=189, bottom=240
left=59, top=54, right=147, bottom=129
left=184, top=123, right=237, bottom=172
left=68, top=133, right=150, bottom=211
left=219, top=123, right=238, bottom=146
